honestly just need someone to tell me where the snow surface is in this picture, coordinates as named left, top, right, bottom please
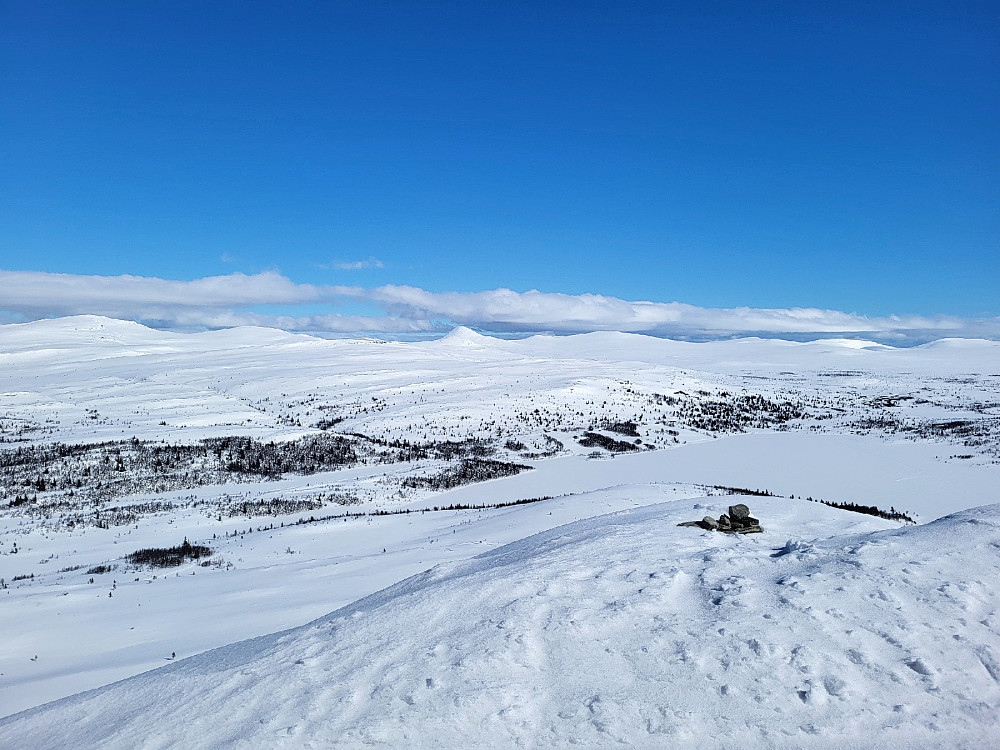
left=0, top=318, right=998, bottom=746
left=1, top=493, right=998, bottom=748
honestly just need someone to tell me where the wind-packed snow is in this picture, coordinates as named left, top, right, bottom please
left=0, top=317, right=998, bottom=745
left=2, top=493, right=998, bottom=749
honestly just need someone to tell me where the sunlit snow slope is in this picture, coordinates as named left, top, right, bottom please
left=1, top=495, right=997, bottom=749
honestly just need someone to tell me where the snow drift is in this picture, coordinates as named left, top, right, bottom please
left=2, top=499, right=998, bottom=749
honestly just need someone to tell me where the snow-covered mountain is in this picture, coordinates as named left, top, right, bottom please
left=0, top=317, right=997, bottom=746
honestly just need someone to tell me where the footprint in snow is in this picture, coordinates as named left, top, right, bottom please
left=845, top=648, right=866, bottom=666
left=822, top=674, right=848, bottom=697
left=974, top=646, right=1000, bottom=683
left=904, top=657, right=934, bottom=676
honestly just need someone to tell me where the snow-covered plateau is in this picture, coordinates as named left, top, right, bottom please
left=0, top=316, right=998, bottom=748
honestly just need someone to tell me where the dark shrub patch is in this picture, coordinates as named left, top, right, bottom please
left=711, top=485, right=774, bottom=497
left=817, top=499, right=915, bottom=524
left=578, top=432, right=638, bottom=453
left=125, top=538, right=212, bottom=568
left=403, top=459, right=532, bottom=490
left=603, top=421, right=640, bottom=437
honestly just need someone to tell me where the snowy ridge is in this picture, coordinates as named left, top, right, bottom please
left=2, top=497, right=998, bottom=749
left=3, top=315, right=999, bottom=369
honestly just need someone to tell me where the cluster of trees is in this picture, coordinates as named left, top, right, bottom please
left=12, top=497, right=180, bottom=530
left=125, top=538, right=212, bottom=568
left=710, top=485, right=774, bottom=497
left=907, top=418, right=993, bottom=450
left=204, top=434, right=361, bottom=477
left=808, top=497, right=915, bottom=524
left=1, top=433, right=378, bottom=510
left=0, top=438, right=229, bottom=507
left=518, top=434, right=564, bottom=459
left=0, top=417, right=46, bottom=444
left=223, top=495, right=333, bottom=519
left=403, top=458, right=532, bottom=491
left=577, top=432, right=639, bottom=453
left=269, top=494, right=556, bottom=529
left=848, top=413, right=996, bottom=460
left=410, top=437, right=495, bottom=461
left=676, top=393, right=807, bottom=433
left=601, top=421, right=640, bottom=437
left=0, top=430, right=544, bottom=529
left=427, top=496, right=550, bottom=511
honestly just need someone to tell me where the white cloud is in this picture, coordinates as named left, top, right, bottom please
left=159, top=309, right=433, bottom=334
left=0, top=269, right=420, bottom=334
left=366, top=285, right=982, bottom=339
left=0, top=270, right=359, bottom=318
left=327, top=257, right=385, bottom=271
left=1, top=269, right=996, bottom=343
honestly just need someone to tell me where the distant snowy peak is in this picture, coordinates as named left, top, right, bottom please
left=0, top=315, right=169, bottom=349
left=0, top=315, right=317, bottom=350
left=437, top=325, right=493, bottom=346
left=916, top=337, right=1000, bottom=351
left=45, top=314, right=117, bottom=329
left=800, top=338, right=889, bottom=351
left=22, top=314, right=148, bottom=335
left=191, top=326, right=317, bottom=348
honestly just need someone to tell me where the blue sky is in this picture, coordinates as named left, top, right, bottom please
left=0, top=2, right=997, bottom=338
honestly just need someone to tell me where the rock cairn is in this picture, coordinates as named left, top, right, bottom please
left=678, top=503, right=763, bottom=534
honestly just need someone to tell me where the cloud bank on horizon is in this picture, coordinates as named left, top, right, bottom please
left=1, top=269, right=996, bottom=343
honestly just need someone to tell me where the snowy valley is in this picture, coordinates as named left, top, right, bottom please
left=0, top=316, right=998, bottom=748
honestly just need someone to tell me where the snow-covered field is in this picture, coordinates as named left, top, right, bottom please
left=1, top=316, right=998, bottom=747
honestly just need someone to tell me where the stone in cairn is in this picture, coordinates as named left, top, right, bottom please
left=726, top=503, right=762, bottom=533
left=678, top=503, right=763, bottom=534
